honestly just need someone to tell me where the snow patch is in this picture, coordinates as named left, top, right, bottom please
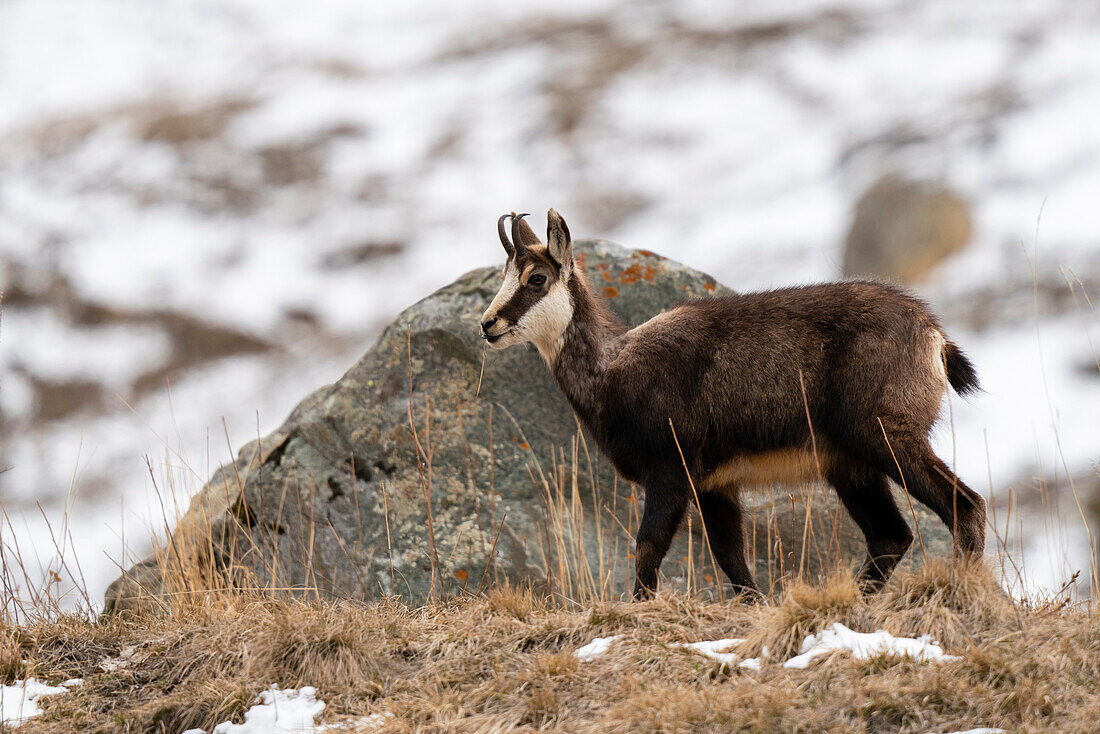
left=676, top=638, right=762, bottom=670
left=681, top=638, right=746, bottom=665
left=187, top=687, right=391, bottom=734
left=677, top=626, right=957, bottom=670
left=0, top=678, right=78, bottom=727
left=210, top=686, right=326, bottom=734
left=783, top=623, right=959, bottom=669
left=574, top=635, right=623, bottom=662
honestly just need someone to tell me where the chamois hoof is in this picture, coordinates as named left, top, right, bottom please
left=731, top=585, right=765, bottom=604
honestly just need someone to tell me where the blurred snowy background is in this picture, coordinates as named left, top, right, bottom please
left=1, top=0, right=1098, bottom=606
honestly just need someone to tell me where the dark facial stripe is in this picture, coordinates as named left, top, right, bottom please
left=495, top=281, right=544, bottom=325
left=494, top=249, right=560, bottom=325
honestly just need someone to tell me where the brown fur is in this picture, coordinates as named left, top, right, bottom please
left=483, top=210, right=986, bottom=600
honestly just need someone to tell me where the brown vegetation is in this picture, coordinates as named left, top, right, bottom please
left=3, top=559, right=1097, bottom=733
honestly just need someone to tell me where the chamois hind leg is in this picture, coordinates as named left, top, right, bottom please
left=697, top=491, right=760, bottom=600
left=920, top=451, right=986, bottom=559
left=864, top=429, right=986, bottom=561
left=826, top=458, right=913, bottom=594
left=633, top=476, right=690, bottom=600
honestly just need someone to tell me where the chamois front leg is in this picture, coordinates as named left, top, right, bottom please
left=697, top=491, right=761, bottom=600
left=632, top=477, right=689, bottom=600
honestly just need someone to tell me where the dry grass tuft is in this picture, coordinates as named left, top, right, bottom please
left=872, top=558, right=1017, bottom=649
left=484, top=586, right=543, bottom=622
left=0, top=626, right=23, bottom=682
left=232, top=602, right=393, bottom=697
left=129, top=676, right=255, bottom=733
left=744, top=570, right=869, bottom=659
left=599, top=677, right=795, bottom=734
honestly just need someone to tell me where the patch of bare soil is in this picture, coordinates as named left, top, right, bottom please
left=133, top=98, right=257, bottom=145
left=321, top=241, right=407, bottom=269
left=16, top=373, right=107, bottom=422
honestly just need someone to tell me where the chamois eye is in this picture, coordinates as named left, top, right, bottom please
left=529, top=274, right=547, bottom=286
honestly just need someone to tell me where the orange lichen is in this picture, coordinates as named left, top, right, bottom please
left=603, top=286, right=619, bottom=299
left=602, top=270, right=616, bottom=281
left=704, top=282, right=716, bottom=292
left=619, top=263, right=657, bottom=284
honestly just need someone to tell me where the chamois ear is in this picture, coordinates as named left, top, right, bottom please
left=546, top=208, right=572, bottom=274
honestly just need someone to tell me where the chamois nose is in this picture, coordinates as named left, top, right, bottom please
left=481, top=317, right=498, bottom=334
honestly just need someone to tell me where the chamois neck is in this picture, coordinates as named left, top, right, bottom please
left=547, top=267, right=626, bottom=418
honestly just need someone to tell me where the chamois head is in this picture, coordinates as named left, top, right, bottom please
left=480, top=209, right=574, bottom=359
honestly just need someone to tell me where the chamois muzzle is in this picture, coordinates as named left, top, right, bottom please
left=480, top=317, right=504, bottom=343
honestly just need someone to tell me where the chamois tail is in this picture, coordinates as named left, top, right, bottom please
left=944, top=340, right=980, bottom=397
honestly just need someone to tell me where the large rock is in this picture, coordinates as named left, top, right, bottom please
left=105, top=241, right=950, bottom=613
left=843, top=175, right=971, bottom=283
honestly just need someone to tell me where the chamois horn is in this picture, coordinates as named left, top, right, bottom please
left=511, top=212, right=532, bottom=257
left=497, top=213, right=515, bottom=256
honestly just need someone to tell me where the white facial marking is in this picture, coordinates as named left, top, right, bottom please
left=517, top=278, right=573, bottom=363
left=483, top=261, right=520, bottom=329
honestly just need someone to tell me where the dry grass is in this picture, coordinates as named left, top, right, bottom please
left=741, top=569, right=869, bottom=660
left=0, top=560, right=1096, bottom=733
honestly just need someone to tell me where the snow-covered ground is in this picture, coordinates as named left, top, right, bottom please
left=0, top=680, right=387, bottom=733
left=574, top=635, right=624, bottom=662
left=206, top=686, right=325, bottom=734
left=0, top=678, right=81, bottom=728
left=782, top=623, right=957, bottom=669
left=576, top=622, right=958, bottom=669
left=1, top=0, right=1098, bottom=606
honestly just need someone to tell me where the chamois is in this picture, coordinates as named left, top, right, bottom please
left=481, top=210, right=986, bottom=600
